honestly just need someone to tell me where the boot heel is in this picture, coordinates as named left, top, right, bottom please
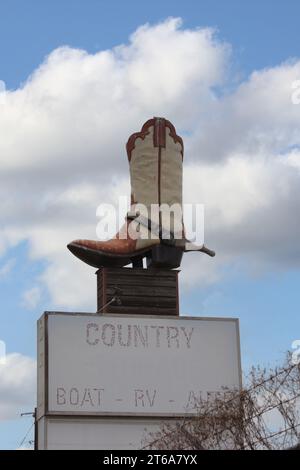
left=147, top=244, right=183, bottom=269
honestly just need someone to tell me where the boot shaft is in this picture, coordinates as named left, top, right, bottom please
left=126, top=117, right=184, bottom=209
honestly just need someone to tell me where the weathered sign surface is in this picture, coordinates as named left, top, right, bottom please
left=37, top=312, right=241, bottom=418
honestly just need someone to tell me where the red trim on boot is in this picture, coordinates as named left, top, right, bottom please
left=126, top=117, right=184, bottom=160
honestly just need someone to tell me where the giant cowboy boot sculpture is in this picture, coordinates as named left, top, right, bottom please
left=67, top=117, right=215, bottom=269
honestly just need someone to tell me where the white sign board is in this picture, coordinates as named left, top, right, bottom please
left=37, top=313, right=241, bottom=418
left=38, top=416, right=165, bottom=450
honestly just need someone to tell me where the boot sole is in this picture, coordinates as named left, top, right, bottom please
left=67, top=242, right=183, bottom=269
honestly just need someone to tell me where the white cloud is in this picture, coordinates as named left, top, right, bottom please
left=0, top=17, right=300, bottom=308
left=21, top=286, right=42, bottom=309
left=0, top=258, right=15, bottom=280
left=0, top=354, right=36, bottom=420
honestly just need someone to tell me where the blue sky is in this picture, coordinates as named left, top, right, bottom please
left=0, top=0, right=300, bottom=450
left=1, top=0, right=300, bottom=88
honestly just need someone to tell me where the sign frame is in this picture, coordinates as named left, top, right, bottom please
left=37, top=312, right=242, bottom=420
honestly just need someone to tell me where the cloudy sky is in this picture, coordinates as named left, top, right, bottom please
left=1, top=0, right=300, bottom=449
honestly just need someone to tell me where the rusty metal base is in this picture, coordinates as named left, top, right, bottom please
left=97, top=267, right=179, bottom=316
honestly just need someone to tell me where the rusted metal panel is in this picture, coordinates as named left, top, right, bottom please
left=97, top=267, right=179, bottom=316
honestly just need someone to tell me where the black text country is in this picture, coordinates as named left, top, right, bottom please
left=85, top=322, right=194, bottom=349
